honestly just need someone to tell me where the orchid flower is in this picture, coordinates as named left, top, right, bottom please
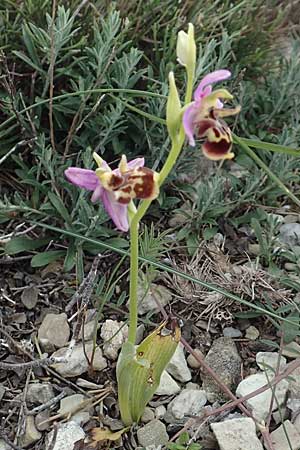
left=65, top=153, right=159, bottom=232
left=183, top=69, right=241, bottom=160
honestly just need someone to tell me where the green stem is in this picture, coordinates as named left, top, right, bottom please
left=233, top=134, right=300, bottom=208
left=127, top=218, right=139, bottom=344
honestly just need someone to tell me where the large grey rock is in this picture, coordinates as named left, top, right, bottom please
left=211, top=417, right=263, bottom=450
left=236, top=373, right=289, bottom=422
left=38, top=313, right=70, bottom=351
left=26, top=382, right=55, bottom=405
left=166, top=343, right=191, bottom=383
left=51, top=341, right=107, bottom=377
left=167, top=389, right=207, bottom=420
left=201, top=337, right=241, bottom=402
left=155, top=370, right=180, bottom=396
left=46, top=422, right=85, bottom=450
left=256, top=352, right=287, bottom=374
left=137, top=283, right=172, bottom=315
left=137, top=419, right=169, bottom=448
left=279, top=223, right=300, bottom=246
left=270, top=420, right=300, bottom=450
left=100, top=319, right=128, bottom=360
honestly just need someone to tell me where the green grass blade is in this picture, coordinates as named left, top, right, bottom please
left=29, top=220, right=298, bottom=326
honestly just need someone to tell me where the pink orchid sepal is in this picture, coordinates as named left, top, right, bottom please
left=183, top=69, right=241, bottom=160
left=65, top=153, right=159, bottom=232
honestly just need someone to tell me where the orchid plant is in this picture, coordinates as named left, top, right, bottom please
left=65, top=23, right=240, bottom=426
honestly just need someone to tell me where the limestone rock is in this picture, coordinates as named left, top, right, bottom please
left=211, top=417, right=263, bottom=450
left=256, top=352, right=287, bottom=373
left=236, top=373, right=289, bottom=422
left=282, top=341, right=300, bottom=358
left=20, top=416, right=42, bottom=448
left=137, top=283, right=172, bottom=315
left=46, top=422, right=85, bottom=450
left=279, top=223, right=300, bottom=246
left=21, top=286, right=39, bottom=309
left=38, top=313, right=70, bottom=351
left=141, top=407, right=155, bottom=423
left=26, top=382, right=55, bottom=405
left=137, top=420, right=169, bottom=448
left=187, top=348, right=203, bottom=369
left=167, top=389, right=207, bottom=420
left=201, top=337, right=241, bottom=402
left=270, top=420, right=300, bottom=450
left=245, top=326, right=259, bottom=340
left=59, top=394, right=91, bottom=426
left=51, top=341, right=107, bottom=377
left=223, top=327, right=242, bottom=338
left=100, top=319, right=128, bottom=360
left=155, top=370, right=180, bottom=396
left=166, top=343, right=191, bottom=383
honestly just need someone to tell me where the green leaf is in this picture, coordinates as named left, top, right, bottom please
left=203, top=227, right=218, bottom=241
left=31, top=250, right=66, bottom=267
left=117, top=321, right=181, bottom=425
left=281, top=310, right=300, bottom=344
left=5, top=237, right=49, bottom=255
left=64, top=242, right=76, bottom=272
left=48, top=192, right=72, bottom=224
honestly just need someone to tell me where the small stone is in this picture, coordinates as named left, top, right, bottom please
left=223, top=327, right=242, bottom=338
left=155, top=405, right=166, bottom=419
left=211, top=417, right=263, bottom=450
left=0, top=385, right=6, bottom=402
left=155, top=370, right=180, bottom=396
left=288, top=366, right=300, bottom=400
left=137, top=283, right=172, bottom=315
left=272, top=407, right=288, bottom=425
left=187, top=348, right=203, bottom=369
left=46, top=422, right=85, bottom=450
left=59, top=394, right=91, bottom=426
left=136, top=324, right=145, bottom=344
left=256, top=352, right=287, bottom=373
left=185, top=382, right=200, bottom=390
left=51, top=341, right=107, bottom=377
left=0, top=439, right=10, bottom=450
left=284, top=214, right=299, bottom=224
left=38, top=313, right=70, bottom=351
left=285, top=262, right=297, bottom=271
left=166, top=343, right=191, bottom=383
left=236, top=373, right=289, bottom=422
left=279, top=223, right=300, bottom=247
left=141, top=407, right=155, bottom=423
left=245, top=325, right=260, bottom=340
left=248, top=244, right=261, bottom=256
left=168, top=389, right=207, bottom=420
left=20, top=416, right=42, bottom=447
left=201, top=337, right=241, bottom=402
left=294, top=414, right=300, bottom=433
left=282, top=341, right=300, bottom=358
left=137, top=419, right=169, bottom=448
left=270, top=420, right=300, bottom=450
left=35, top=410, right=51, bottom=431
left=21, top=286, right=39, bottom=309
left=100, top=319, right=128, bottom=360
left=26, top=383, right=55, bottom=405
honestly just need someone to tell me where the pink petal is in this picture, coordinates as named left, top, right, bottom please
left=65, top=168, right=99, bottom=191
left=101, top=190, right=129, bottom=232
left=183, top=103, right=198, bottom=146
left=91, top=184, right=104, bottom=202
left=126, top=157, right=145, bottom=170
left=194, top=70, right=231, bottom=101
